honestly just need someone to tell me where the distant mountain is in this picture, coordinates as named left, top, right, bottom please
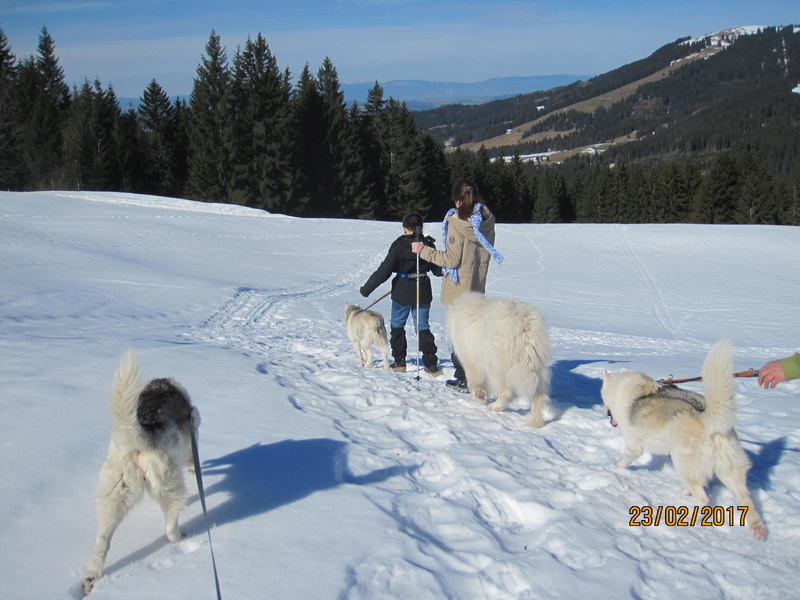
left=114, top=76, right=592, bottom=113
left=414, top=25, right=800, bottom=177
left=341, top=75, right=594, bottom=110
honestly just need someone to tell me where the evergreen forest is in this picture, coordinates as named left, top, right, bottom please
left=1, top=26, right=798, bottom=225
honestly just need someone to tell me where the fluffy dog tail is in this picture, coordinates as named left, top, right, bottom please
left=508, top=301, right=551, bottom=396
left=701, top=338, right=737, bottom=434
left=108, top=349, right=145, bottom=437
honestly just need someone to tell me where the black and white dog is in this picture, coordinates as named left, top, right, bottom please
left=83, top=350, right=200, bottom=595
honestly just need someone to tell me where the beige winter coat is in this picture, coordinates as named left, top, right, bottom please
left=419, top=211, right=496, bottom=306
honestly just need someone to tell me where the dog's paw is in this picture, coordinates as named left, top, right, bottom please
left=82, top=574, right=98, bottom=596
left=751, top=522, right=767, bottom=541
left=473, top=390, right=488, bottom=403
left=615, top=458, right=631, bottom=468
left=527, top=416, right=544, bottom=428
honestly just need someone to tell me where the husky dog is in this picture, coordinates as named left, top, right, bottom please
left=83, top=350, right=200, bottom=594
left=601, top=338, right=765, bottom=540
left=446, top=292, right=551, bottom=427
left=344, top=303, right=391, bottom=370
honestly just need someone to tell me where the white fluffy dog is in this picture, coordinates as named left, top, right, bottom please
left=344, top=303, right=390, bottom=370
left=83, top=350, right=200, bottom=594
left=446, top=292, right=551, bottom=427
left=601, top=338, right=766, bottom=540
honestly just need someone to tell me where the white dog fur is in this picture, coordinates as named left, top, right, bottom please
left=601, top=338, right=766, bottom=539
left=83, top=350, right=200, bottom=594
left=344, top=303, right=391, bottom=370
left=446, top=292, right=551, bottom=427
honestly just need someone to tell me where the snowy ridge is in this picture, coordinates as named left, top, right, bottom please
left=1, top=192, right=799, bottom=599
left=681, top=25, right=767, bottom=47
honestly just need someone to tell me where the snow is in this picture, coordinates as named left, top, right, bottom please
left=681, top=26, right=766, bottom=47
left=1, top=190, right=799, bottom=600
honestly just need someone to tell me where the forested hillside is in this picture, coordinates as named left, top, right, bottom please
left=1, top=25, right=798, bottom=225
left=416, top=26, right=800, bottom=225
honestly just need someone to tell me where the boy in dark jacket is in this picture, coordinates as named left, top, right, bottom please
left=360, top=212, right=442, bottom=375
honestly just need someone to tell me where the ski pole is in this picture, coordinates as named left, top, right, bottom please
left=414, top=225, right=422, bottom=382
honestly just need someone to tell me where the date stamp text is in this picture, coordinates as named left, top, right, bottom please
left=629, top=505, right=749, bottom=527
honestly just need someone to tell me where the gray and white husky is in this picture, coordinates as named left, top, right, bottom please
left=601, top=338, right=765, bottom=539
left=83, top=350, right=200, bottom=594
left=344, top=303, right=390, bottom=370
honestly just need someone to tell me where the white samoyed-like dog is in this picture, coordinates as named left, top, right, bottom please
left=446, top=292, right=551, bottom=427
left=344, top=303, right=390, bottom=370
left=601, top=338, right=766, bottom=540
left=83, top=350, right=200, bottom=594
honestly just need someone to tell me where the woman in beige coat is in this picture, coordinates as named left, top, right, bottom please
left=412, top=179, right=503, bottom=391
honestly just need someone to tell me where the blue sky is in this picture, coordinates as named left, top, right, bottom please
left=1, top=1, right=797, bottom=99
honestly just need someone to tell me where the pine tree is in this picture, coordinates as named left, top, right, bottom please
left=317, top=57, right=350, bottom=216
left=137, top=79, right=174, bottom=194
left=114, top=107, right=144, bottom=193
left=377, top=98, right=428, bottom=219
left=364, top=81, right=385, bottom=118
left=644, top=164, right=667, bottom=222
left=187, top=31, right=231, bottom=203
left=287, top=63, right=326, bottom=216
left=16, top=27, right=70, bottom=189
left=340, top=101, right=380, bottom=219
left=695, top=151, right=737, bottom=223
left=169, top=98, right=190, bottom=196
left=228, top=34, right=291, bottom=211
left=534, top=167, right=568, bottom=223
left=408, top=132, right=449, bottom=220
left=0, top=27, right=18, bottom=188
left=507, top=152, right=535, bottom=223
left=785, top=169, right=800, bottom=226
left=63, top=79, right=122, bottom=191
left=735, top=151, right=776, bottom=224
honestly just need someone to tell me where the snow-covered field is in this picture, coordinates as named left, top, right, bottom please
left=1, top=191, right=798, bottom=599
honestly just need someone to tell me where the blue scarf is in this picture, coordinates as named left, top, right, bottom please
left=441, top=203, right=504, bottom=283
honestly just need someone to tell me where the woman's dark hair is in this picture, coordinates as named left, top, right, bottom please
left=452, top=179, right=489, bottom=220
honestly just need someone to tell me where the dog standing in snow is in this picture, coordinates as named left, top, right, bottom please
left=601, top=338, right=766, bottom=539
left=344, top=303, right=391, bottom=370
left=446, top=292, right=551, bottom=426
left=83, top=350, right=200, bottom=594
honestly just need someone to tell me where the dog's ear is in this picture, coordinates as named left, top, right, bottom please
left=603, top=369, right=611, bottom=381
left=620, top=368, right=629, bottom=374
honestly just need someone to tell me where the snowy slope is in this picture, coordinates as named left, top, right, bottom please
left=1, top=191, right=799, bottom=600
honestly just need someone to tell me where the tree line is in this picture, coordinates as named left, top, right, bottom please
left=0, top=27, right=450, bottom=220
left=0, top=26, right=797, bottom=225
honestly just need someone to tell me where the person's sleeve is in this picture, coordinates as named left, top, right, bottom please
left=780, top=353, right=800, bottom=381
left=360, top=250, right=395, bottom=297
left=419, top=233, right=463, bottom=269
left=423, top=237, right=443, bottom=276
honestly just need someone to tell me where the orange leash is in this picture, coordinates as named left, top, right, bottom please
left=658, top=369, right=760, bottom=384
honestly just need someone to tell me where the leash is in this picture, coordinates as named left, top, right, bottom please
left=658, top=369, right=760, bottom=384
left=363, top=289, right=391, bottom=311
left=190, top=428, right=223, bottom=600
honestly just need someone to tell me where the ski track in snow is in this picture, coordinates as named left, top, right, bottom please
left=188, top=259, right=794, bottom=599
left=615, top=224, right=682, bottom=342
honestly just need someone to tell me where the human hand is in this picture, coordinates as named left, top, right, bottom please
left=758, top=360, right=787, bottom=388
left=410, top=242, right=423, bottom=254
